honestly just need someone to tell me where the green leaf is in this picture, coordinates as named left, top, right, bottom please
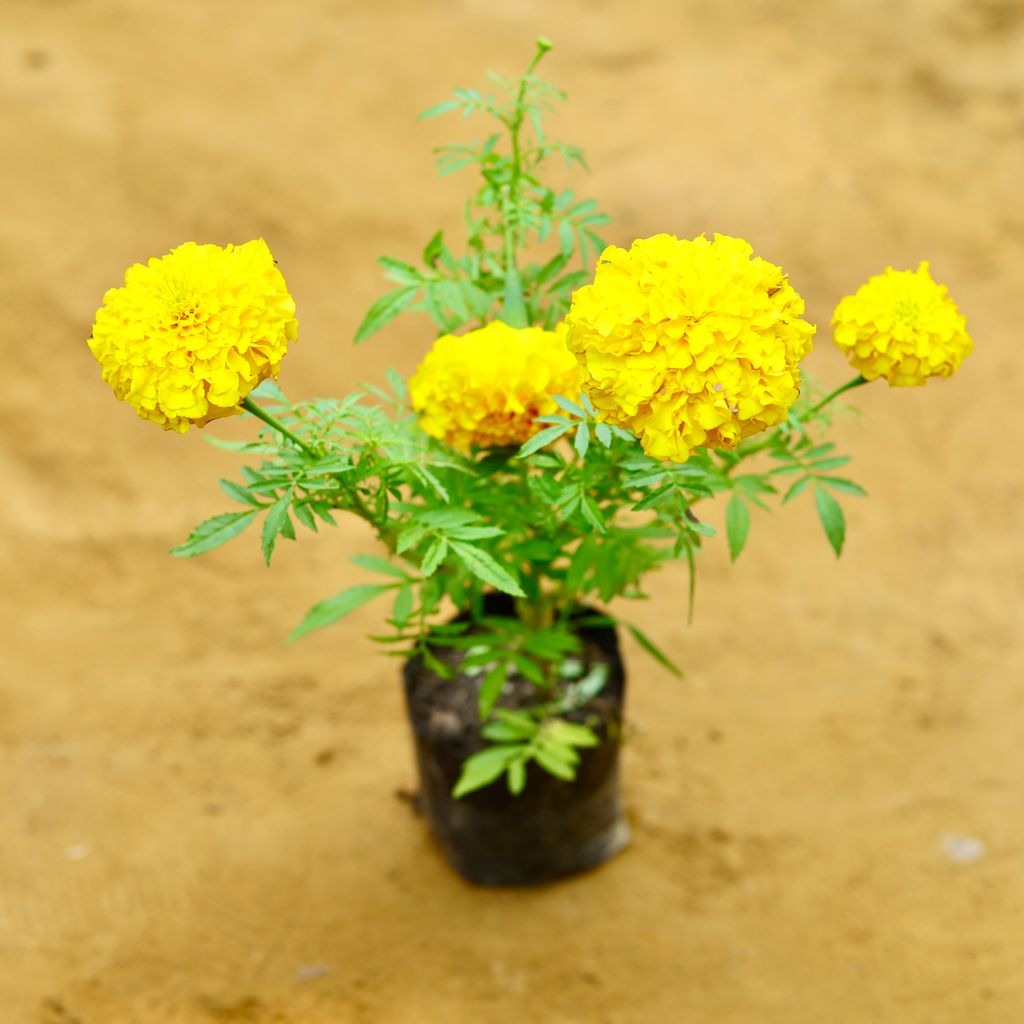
left=809, top=456, right=853, bottom=472
left=293, top=502, right=318, bottom=532
left=512, top=653, right=545, bottom=685
left=534, top=745, right=576, bottom=781
left=354, top=287, right=418, bottom=344
left=546, top=720, right=600, bottom=748
left=783, top=476, right=812, bottom=504
left=516, top=424, right=569, bottom=458
left=490, top=709, right=540, bottom=739
left=478, top=663, right=507, bottom=721
left=261, top=488, right=294, bottom=566
left=170, top=510, right=259, bottom=558
left=392, top=585, right=414, bottom=627
left=507, top=760, right=526, bottom=796
left=453, top=745, right=524, bottom=798
left=288, top=583, right=393, bottom=643
left=580, top=495, right=605, bottom=533
left=595, top=422, right=613, bottom=447
left=420, top=537, right=448, bottom=577
left=396, top=524, right=426, bottom=554
left=533, top=250, right=571, bottom=286
left=385, top=367, right=408, bottom=401
left=377, top=256, right=421, bottom=285
left=422, top=229, right=444, bottom=267
left=553, top=394, right=587, bottom=419
left=218, top=479, right=261, bottom=507
left=448, top=526, right=504, bottom=541
left=418, top=99, right=461, bottom=120
left=623, top=622, right=682, bottom=678
left=350, top=553, right=412, bottom=580
left=451, top=542, right=525, bottom=597
left=725, top=493, right=751, bottom=562
left=574, top=423, right=590, bottom=458
left=820, top=476, right=868, bottom=497
left=558, top=220, right=575, bottom=256
left=814, top=484, right=846, bottom=557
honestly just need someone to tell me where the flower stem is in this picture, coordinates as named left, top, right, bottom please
left=500, top=39, right=551, bottom=329
left=809, top=374, right=869, bottom=415
left=241, top=396, right=318, bottom=457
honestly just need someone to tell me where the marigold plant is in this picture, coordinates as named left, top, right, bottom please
left=89, top=41, right=972, bottom=798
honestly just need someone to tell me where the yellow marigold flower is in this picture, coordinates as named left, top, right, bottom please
left=409, top=321, right=583, bottom=451
left=831, top=263, right=971, bottom=387
left=89, top=239, right=298, bottom=433
left=564, top=233, right=816, bottom=462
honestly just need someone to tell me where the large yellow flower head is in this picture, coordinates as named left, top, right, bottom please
left=564, top=233, right=816, bottom=462
left=409, top=321, right=583, bottom=451
left=89, top=239, right=298, bottom=433
left=831, top=263, right=971, bottom=387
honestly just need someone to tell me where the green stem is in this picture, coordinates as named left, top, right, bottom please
left=242, top=397, right=318, bottom=457
left=809, top=374, right=869, bottom=415
left=500, top=38, right=551, bottom=328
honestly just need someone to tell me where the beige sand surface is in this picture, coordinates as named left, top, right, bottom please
left=2, top=1, right=1023, bottom=1021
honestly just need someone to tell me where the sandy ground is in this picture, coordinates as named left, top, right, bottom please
left=2, top=0, right=1023, bottom=1021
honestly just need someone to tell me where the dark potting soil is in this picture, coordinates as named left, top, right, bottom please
left=402, top=596, right=630, bottom=886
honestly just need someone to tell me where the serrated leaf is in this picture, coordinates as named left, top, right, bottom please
left=287, top=583, right=393, bottom=643
left=478, top=663, right=507, bottom=721
left=448, top=526, right=505, bottom=541
left=451, top=542, right=525, bottom=596
left=546, top=720, right=600, bottom=748
left=422, top=229, right=444, bottom=266
left=354, top=287, right=417, bottom=344
left=534, top=746, right=576, bottom=781
left=783, top=476, right=812, bottom=504
left=595, top=422, right=612, bottom=447
left=516, top=424, right=569, bottom=458
left=580, top=495, right=605, bottom=533
left=293, top=502, right=318, bottom=532
left=261, top=488, right=293, bottom=566
left=418, top=99, right=461, bottom=120
left=623, top=622, right=683, bottom=678
left=533, top=250, right=571, bottom=286
left=453, top=745, right=524, bottom=798
left=385, top=367, right=408, bottom=401
left=350, top=553, right=412, bottom=580
left=396, top=524, right=426, bottom=554
left=558, top=220, right=575, bottom=256
left=820, top=476, right=868, bottom=497
left=725, top=493, right=751, bottom=562
left=814, top=484, right=846, bottom=557
left=553, top=394, right=587, bottom=419
left=574, top=423, right=590, bottom=458
left=279, top=513, right=296, bottom=541
left=809, top=456, right=853, bottom=472
left=512, top=653, right=545, bottom=685
left=219, top=479, right=261, bottom=507
left=420, top=537, right=448, bottom=577
left=170, top=510, right=259, bottom=558
left=392, top=585, right=414, bottom=627
left=377, top=255, right=421, bottom=285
